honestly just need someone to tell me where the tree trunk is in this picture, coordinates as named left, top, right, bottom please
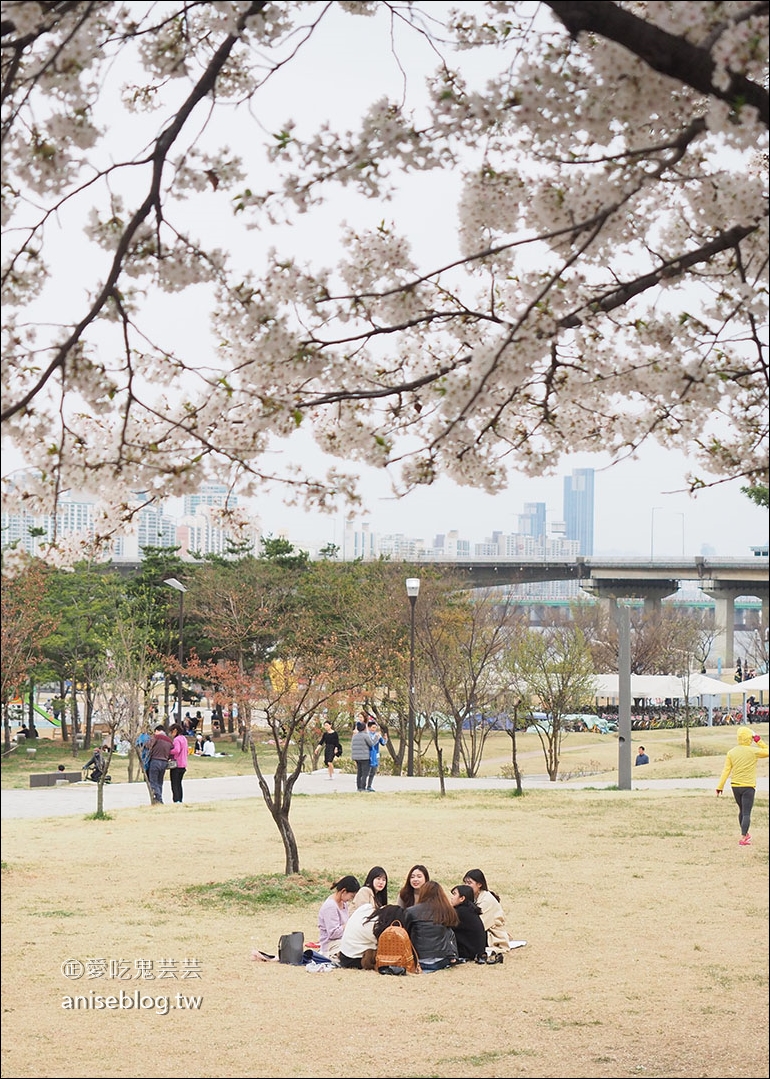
left=386, top=736, right=404, bottom=775
left=436, top=744, right=446, bottom=797
left=276, top=813, right=300, bottom=875
left=84, top=680, right=94, bottom=749
left=70, top=693, right=79, bottom=758
left=450, top=723, right=463, bottom=777
left=507, top=713, right=524, bottom=795
left=546, top=732, right=559, bottom=781
left=249, top=735, right=303, bottom=875
left=59, top=681, right=69, bottom=742
left=27, top=682, right=38, bottom=737
left=3, top=706, right=12, bottom=754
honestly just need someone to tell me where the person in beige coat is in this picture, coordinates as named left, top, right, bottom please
left=463, top=868, right=526, bottom=960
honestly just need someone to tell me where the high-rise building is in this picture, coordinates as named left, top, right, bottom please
left=563, top=468, right=594, bottom=555
left=183, top=483, right=237, bottom=515
left=518, top=502, right=547, bottom=542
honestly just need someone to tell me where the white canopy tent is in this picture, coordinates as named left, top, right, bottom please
left=590, top=673, right=737, bottom=700
left=732, top=673, right=769, bottom=693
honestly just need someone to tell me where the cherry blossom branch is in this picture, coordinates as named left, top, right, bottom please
left=545, top=0, right=769, bottom=125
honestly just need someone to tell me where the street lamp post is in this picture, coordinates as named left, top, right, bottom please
left=164, top=578, right=187, bottom=725
left=405, top=578, right=420, bottom=777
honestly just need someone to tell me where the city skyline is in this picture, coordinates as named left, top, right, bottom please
left=240, top=443, right=766, bottom=562
left=4, top=453, right=766, bottom=564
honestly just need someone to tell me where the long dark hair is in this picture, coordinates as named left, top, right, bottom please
left=464, top=868, right=500, bottom=902
left=366, top=904, right=405, bottom=939
left=398, top=864, right=430, bottom=908
left=362, top=866, right=388, bottom=907
left=415, top=881, right=459, bottom=927
left=451, top=884, right=481, bottom=914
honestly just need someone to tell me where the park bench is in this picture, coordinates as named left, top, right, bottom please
left=29, top=772, right=83, bottom=788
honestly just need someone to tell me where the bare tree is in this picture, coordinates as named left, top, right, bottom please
left=420, top=588, right=525, bottom=778
left=90, top=607, right=157, bottom=809
left=505, top=624, right=597, bottom=781
left=247, top=661, right=368, bottom=874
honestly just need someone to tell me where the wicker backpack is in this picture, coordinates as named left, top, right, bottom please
left=375, top=920, right=420, bottom=974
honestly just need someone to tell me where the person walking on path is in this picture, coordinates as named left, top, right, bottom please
left=365, top=719, right=386, bottom=791
left=147, top=725, right=173, bottom=804
left=716, top=727, right=768, bottom=845
left=167, top=723, right=189, bottom=804
left=350, top=718, right=379, bottom=792
left=318, top=720, right=343, bottom=780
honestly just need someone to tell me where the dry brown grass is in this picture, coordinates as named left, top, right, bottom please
left=1, top=757, right=768, bottom=1079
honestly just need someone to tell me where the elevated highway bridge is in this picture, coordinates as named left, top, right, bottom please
left=414, top=556, right=768, bottom=667
left=113, top=554, right=767, bottom=667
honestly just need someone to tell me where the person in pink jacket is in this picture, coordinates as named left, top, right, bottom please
left=168, top=723, right=190, bottom=805
left=716, top=727, right=768, bottom=845
left=317, top=876, right=360, bottom=958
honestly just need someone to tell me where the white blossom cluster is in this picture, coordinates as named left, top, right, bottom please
left=1, top=1, right=767, bottom=556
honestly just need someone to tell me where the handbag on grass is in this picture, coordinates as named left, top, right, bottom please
left=278, top=931, right=304, bottom=965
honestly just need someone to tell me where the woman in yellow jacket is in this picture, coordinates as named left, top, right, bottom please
left=716, top=727, right=768, bottom=845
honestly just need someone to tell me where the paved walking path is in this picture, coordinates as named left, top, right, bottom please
left=3, top=770, right=765, bottom=820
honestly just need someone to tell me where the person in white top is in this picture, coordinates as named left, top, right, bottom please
left=201, top=735, right=216, bottom=757
left=337, top=903, right=377, bottom=968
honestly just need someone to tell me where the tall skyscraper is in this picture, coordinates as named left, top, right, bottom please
left=518, top=502, right=547, bottom=542
left=563, top=468, right=594, bottom=555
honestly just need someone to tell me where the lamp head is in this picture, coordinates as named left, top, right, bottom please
left=405, top=578, right=420, bottom=598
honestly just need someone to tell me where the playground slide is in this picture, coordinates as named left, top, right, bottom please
left=20, top=696, right=61, bottom=727
left=33, top=702, right=60, bottom=726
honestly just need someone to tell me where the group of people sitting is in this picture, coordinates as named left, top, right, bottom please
left=181, top=712, right=203, bottom=736
left=255, top=865, right=525, bottom=974
left=192, top=732, right=217, bottom=756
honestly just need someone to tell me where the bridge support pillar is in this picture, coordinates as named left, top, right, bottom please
left=582, top=580, right=679, bottom=623
left=700, top=583, right=769, bottom=669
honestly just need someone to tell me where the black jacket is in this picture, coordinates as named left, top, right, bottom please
left=453, top=903, right=487, bottom=959
left=403, top=904, right=458, bottom=961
